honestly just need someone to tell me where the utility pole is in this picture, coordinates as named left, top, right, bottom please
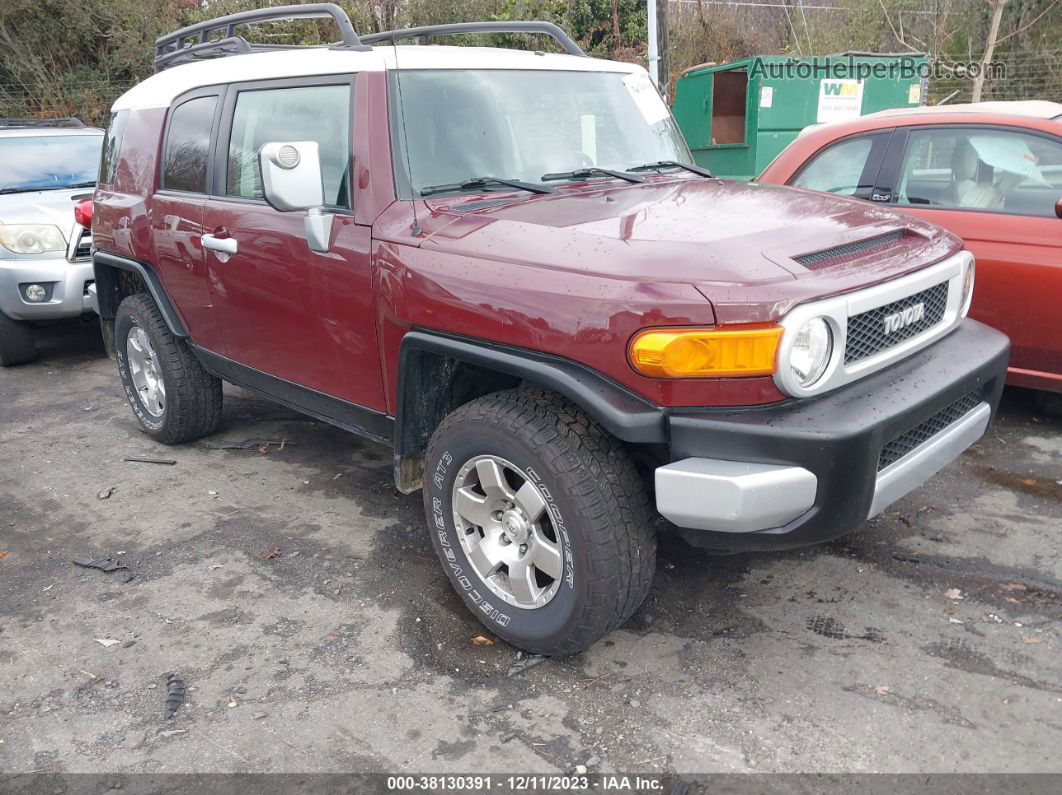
left=647, top=0, right=659, bottom=88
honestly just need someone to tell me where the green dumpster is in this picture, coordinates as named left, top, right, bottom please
left=671, top=53, right=929, bottom=181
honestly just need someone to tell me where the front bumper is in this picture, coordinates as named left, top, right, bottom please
left=655, top=319, right=1009, bottom=551
left=0, top=255, right=96, bottom=321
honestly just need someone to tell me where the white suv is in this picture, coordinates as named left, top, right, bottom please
left=0, top=119, right=103, bottom=365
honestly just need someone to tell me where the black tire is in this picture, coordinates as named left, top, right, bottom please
left=1035, top=390, right=1062, bottom=419
left=423, top=389, right=656, bottom=656
left=0, top=309, right=37, bottom=367
left=115, top=293, right=222, bottom=444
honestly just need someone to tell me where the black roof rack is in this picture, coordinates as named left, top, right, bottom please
left=0, top=117, right=86, bottom=128
left=154, top=2, right=369, bottom=73
left=361, top=21, right=585, bottom=57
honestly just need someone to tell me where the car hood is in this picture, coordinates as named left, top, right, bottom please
left=420, top=178, right=962, bottom=322
left=0, top=187, right=93, bottom=233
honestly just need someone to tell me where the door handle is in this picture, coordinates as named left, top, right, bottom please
left=202, top=234, right=238, bottom=255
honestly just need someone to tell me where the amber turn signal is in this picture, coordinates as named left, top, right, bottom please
left=628, top=325, right=783, bottom=378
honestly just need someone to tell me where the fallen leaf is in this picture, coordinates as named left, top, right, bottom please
left=1004, top=582, right=1028, bottom=592
left=95, top=638, right=121, bottom=648
left=875, top=685, right=891, bottom=695
left=945, top=588, right=963, bottom=600
left=1021, top=478, right=1036, bottom=486
left=1003, top=596, right=1020, bottom=604
left=257, top=445, right=270, bottom=455
left=0, top=550, right=7, bottom=559
left=1022, top=636, right=1042, bottom=644
left=259, top=546, right=282, bottom=560
left=472, top=635, right=494, bottom=646
left=324, top=634, right=339, bottom=641
left=97, top=486, right=116, bottom=500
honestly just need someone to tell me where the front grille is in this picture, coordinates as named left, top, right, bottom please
left=793, top=230, right=906, bottom=267
left=877, top=388, right=984, bottom=471
left=845, top=281, right=949, bottom=364
left=73, top=230, right=92, bottom=261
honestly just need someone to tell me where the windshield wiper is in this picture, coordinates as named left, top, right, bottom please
left=0, top=181, right=96, bottom=195
left=542, top=167, right=644, bottom=184
left=627, top=160, right=714, bottom=178
left=420, top=177, right=553, bottom=197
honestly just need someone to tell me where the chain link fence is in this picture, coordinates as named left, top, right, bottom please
left=1, top=52, right=1057, bottom=128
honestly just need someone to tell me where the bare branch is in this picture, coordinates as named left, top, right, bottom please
left=996, top=0, right=1061, bottom=44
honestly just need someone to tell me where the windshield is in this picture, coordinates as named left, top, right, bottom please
left=391, top=69, right=692, bottom=196
left=0, top=134, right=104, bottom=192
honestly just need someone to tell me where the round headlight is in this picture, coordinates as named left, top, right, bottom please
left=789, top=317, right=833, bottom=387
left=960, top=259, right=975, bottom=315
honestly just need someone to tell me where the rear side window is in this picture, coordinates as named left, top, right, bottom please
left=225, top=84, right=351, bottom=207
left=99, top=110, right=129, bottom=185
left=791, top=133, right=890, bottom=198
left=897, top=127, right=1062, bottom=217
left=162, top=96, right=217, bottom=193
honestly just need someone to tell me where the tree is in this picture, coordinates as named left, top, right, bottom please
left=973, top=0, right=1008, bottom=101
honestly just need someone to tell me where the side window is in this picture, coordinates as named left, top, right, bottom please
left=226, top=84, right=351, bottom=208
left=99, top=110, right=129, bottom=185
left=897, top=127, right=1062, bottom=217
left=791, top=133, right=889, bottom=197
left=162, top=96, right=217, bottom=193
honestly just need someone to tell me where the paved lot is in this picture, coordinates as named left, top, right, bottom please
left=1, top=320, right=1060, bottom=775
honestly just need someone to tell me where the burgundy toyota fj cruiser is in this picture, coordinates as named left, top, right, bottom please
left=91, top=4, right=1009, bottom=654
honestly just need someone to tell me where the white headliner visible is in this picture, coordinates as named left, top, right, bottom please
left=112, top=45, right=643, bottom=111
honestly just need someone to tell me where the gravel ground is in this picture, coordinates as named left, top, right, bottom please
left=1, top=320, right=1060, bottom=776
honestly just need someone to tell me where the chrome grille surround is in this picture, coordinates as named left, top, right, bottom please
left=66, top=225, right=92, bottom=263
left=774, top=250, right=974, bottom=399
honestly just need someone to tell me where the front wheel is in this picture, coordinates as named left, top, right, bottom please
left=0, top=309, right=37, bottom=367
left=423, top=389, right=656, bottom=656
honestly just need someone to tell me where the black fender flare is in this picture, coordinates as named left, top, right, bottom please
left=393, top=329, right=666, bottom=491
left=92, top=251, right=188, bottom=338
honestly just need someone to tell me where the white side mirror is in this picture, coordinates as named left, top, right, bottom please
left=259, top=141, right=333, bottom=253
left=260, top=141, right=324, bottom=211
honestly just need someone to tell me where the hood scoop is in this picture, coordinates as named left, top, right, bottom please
left=793, top=229, right=908, bottom=268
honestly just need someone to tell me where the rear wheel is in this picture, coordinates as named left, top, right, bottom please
left=0, top=309, right=38, bottom=367
left=423, top=389, right=656, bottom=656
left=115, top=293, right=222, bottom=444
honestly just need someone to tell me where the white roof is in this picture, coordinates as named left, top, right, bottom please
left=868, top=100, right=1062, bottom=120
left=113, top=45, right=642, bottom=111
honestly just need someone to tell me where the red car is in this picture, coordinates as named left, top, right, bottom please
left=90, top=6, right=1008, bottom=654
left=759, top=101, right=1062, bottom=396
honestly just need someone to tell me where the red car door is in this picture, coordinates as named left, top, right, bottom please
left=150, top=92, right=224, bottom=350
left=881, top=125, right=1062, bottom=392
left=202, top=78, right=386, bottom=414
